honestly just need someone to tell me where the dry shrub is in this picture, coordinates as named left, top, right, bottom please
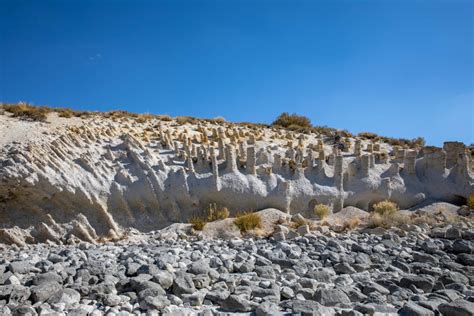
left=291, top=217, right=308, bottom=229
left=1, top=102, right=52, bottom=122
left=368, top=212, right=409, bottom=229
left=157, top=115, right=172, bottom=121
left=358, top=132, right=379, bottom=140
left=237, top=122, right=270, bottom=129
left=104, top=110, right=138, bottom=119
left=367, top=200, right=409, bottom=228
left=312, top=125, right=337, bottom=136
left=341, top=217, right=361, bottom=231
left=338, top=130, right=354, bottom=138
left=410, top=214, right=438, bottom=226
left=136, top=114, right=155, bottom=123
left=234, top=212, right=262, bottom=232
left=206, top=203, right=230, bottom=221
left=176, top=116, right=198, bottom=125
left=56, top=108, right=74, bottom=118
left=467, top=195, right=474, bottom=209
left=189, top=217, right=206, bottom=231
left=272, top=112, right=312, bottom=129
left=188, top=203, right=229, bottom=231
left=373, top=200, right=398, bottom=215
left=314, top=204, right=330, bottom=220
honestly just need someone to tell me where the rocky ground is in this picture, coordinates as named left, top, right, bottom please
left=1, top=220, right=473, bottom=316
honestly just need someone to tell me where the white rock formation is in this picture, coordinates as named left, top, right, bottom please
left=0, top=110, right=472, bottom=243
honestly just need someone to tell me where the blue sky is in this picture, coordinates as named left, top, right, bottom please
left=1, top=0, right=473, bottom=146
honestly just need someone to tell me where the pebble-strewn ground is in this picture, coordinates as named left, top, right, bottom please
left=1, top=225, right=473, bottom=316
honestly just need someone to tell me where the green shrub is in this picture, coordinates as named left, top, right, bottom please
left=234, top=212, right=262, bottom=232
left=314, top=204, right=330, bottom=219
left=272, top=112, right=311, bottom=129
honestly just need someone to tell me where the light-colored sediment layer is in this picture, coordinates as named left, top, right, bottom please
left=0, top=110, right=472, bottom=243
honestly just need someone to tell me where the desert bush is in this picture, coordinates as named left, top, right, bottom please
left=291, top=217, right=308, bottom=228
left=341, top=217, right=361, bottom=231
left=136, top=114, right=155, bottom=123
left=272, top=112, right=312, bottom=129
left=338, top=129, right=354, bottom=138
left=410, top=214, right=438, bottom=226
left=367, top=200, right=407, bottom=229
left=234, top=212, right=262, bottom=232
left=312, top=125, right=337, bottom=136
left=314, top=204, right=330, bottom=219
left=206, top=203, right=230, bottom=221
left=176, top=116, right=198, bottom=125
left=157, top=115, right=172, bottom=121
left=188, top=203, right=229, bottom=231
left=104, top=110, right=138, bottom=119
left=372, top=200, right=398, bottom=215
left=237, top=122, right=271, bottom=129
left=368, top=212, right=409, bottom=229
left=467, top=195, right=474, bottom=209
left=189, top=217, right=206, bottom=231
left=358, top=132, right=379, bottom=140
left=1, top=102, right=52, bottom=122
left=56, top=108, right=74, bottom=118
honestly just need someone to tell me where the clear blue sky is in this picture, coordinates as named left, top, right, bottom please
left=1, top=0, right=473, bottom=146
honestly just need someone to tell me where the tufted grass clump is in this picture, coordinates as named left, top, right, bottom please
left=206, top=203, right=229, bottom=221
left=373, top=200, right=398, bottom=216
left=188, top=203, right=230, bottom=231
left=234, top=212, right=262, bottom=233
left=314, top=204, right=330, bottom=220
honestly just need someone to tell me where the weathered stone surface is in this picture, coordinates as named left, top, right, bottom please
left=438, top=300, right=474, bottom=316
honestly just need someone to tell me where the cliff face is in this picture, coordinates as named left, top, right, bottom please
left=0, top=111, right=472, bottom=243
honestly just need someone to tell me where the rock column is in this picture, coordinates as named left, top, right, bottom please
left=226, top=144, right=238, bottom=173
left=404, top=150, right=417, bottom=175
left=246, top=146, right=257, bottom=175
left=354, top=140, right=361, bottom=156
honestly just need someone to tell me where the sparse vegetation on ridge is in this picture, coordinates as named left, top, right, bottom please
left=0, top=103, right=427, bottom=149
